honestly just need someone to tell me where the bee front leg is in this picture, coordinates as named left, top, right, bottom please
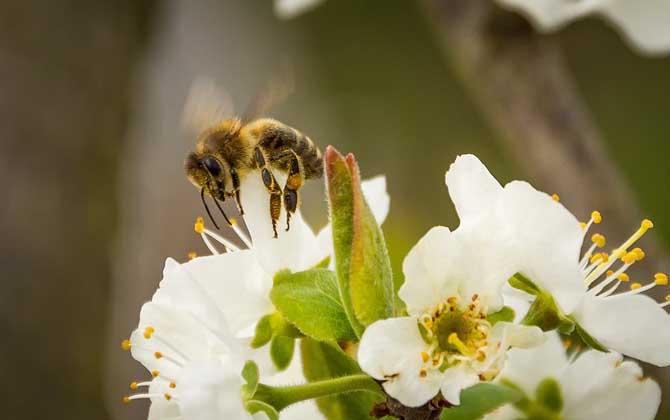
left=255, top=147, right=283, bottom=238
left=277, top=150, right=304, bottom=232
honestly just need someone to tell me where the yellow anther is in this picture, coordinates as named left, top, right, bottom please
left=631, top=283, right=642, bottom=290
left=419, top=369, right=427, bottom=378
left=621, top=252, right=637, bottom=265
left=122, top=396, right=131, bottom=404
left=655, top=273, right=668, bottom=286
left=121, top=339, right=131, bottom=351
left=164, top=393, right=172, bottom=401
left=618, top=273, right=630, bottom=282
left=591, top=234, right=606, bottom=248
left=666, top=295, right=670, bottom=302
left=580, top=222, right=587, bottom=229
left=143, top=326, right=155, bottom=339
left=188, top=251, right=197, bottom=260
left=230, top=218, right=237, bottom=226
left=169, top=382, right=177, bottom=389
left=590, top=253, right=602, bottom=263
left=551, top=194, right=560, bottom=202
left=421, top=352, right=430, bottom=363
left=448, top=333, right=473, bottom=356
left=424, top=319, right=433, bottom=329
left=194, top=217, right=205, bottom=234
left=151, top=370, right=160, bottom=378
left=563, top=338, right=572, bottom=349
left=154, top=351, right=163, bottom=359
left=606, top=270, right=614, bottom=277
left=641, top=219, right=654, bottom=230
left=591, top=211, right=602, bottom=224
left=632, top=247, right=645, bottom=261
left=130, top=382, right=138, bottom=390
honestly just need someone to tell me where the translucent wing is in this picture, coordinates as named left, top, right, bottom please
left=181, top=77, right=235, bottom=136
left=242, top=62, right=295, bottom=122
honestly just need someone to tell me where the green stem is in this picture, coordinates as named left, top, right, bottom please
left=254, top=373, right=383, bottom=411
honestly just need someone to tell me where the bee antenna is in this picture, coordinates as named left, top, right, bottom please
left=201, top=188, right=220, bottom=230
left=212, top=196, right=233, bottom=226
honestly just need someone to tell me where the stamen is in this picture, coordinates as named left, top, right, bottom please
left=187, top=251, right=197, bottom=260
left=448, top=333, right=474, bottom=356
left=121, top=339, right=131, bottom=351
left=229, top=218, right=252, bottom=248
left=195, top=217, right=221, bottom=255
left=551, top=194, right=560, bottom=202
left=123, top=393, right=168, bottom=403
left=144, top=328, right=190, bottom=365
left=662, top=295, right=670, bottom=308
left=421, top=351, right=430, bottom=363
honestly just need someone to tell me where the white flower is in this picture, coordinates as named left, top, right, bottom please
left=484, top=333, right=661, bottom=420
left=495, top=0, right=670, bottom=55
left=358, top=219, right=544, bottom=407
left=446, top=154, right=670, bottom=366
left=122, top=173, right=389, bottom=418
left=274, top=0, right=326, bottom=19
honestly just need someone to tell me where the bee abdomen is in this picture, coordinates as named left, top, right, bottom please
left=260, top=124, right=323, bottom=179
left=293, top=133, right=323, bottom=179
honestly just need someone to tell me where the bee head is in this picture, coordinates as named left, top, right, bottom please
left=185, top=152, right=228, bottom=200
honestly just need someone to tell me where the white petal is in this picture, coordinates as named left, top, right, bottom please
left=574, top=293, right=670, bottom=366
left=274, top=0, right=325, bottom=19
left=399, top=226, right=459, bottom=315
left=358, top=317, right=441, bottom=407
left=240, top=173, right=321, bottom=274
left=148, top=379, right=181, bottom=420
left=183, top=251, right=273, bottom=338
left=439, top=366, right=480, bottom=405
left=497, top=332, right=568, bottom=394
left=178, top=358, right=252, bottom=420
left=560, top=350, right=661, bottom=420
left=361, top=175, right=390, bottom=225
left=494, top=0, right=599, bottom=31
left=445, top=154, right=502, bottom=227
left=496, top=181, right=586, bottom=313
left=501, top=283, right=533, bottom=323
left=598, top=0, right=670, bottom=55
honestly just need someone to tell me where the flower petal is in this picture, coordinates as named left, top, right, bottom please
left=497, top=332, right=568, bottom=394
left=445, top=154, right=502, bottom=227
left=274, top=0, right=325, bottom=19
left=358, top=317, right=441, bottom=407
left=148, top=379, right=181, bottom=420
left=361, top=175, right=390, bottom=225
left=560, top=350, right=661, bottom=420
left=598, top=0, right=670, bottom=55
left=439, top=366, right=480, bottom=405
left=496, top=181, right=586, bottom=313
left=183, top=251, right=274, bottom=338
left=574, top=293, right=670, bottom=366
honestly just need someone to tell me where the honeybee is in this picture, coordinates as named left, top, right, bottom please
left=183, top=77, right=323, bottom=238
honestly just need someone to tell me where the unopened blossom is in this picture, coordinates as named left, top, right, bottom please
left=358, top=223, right=544, bottom=407
left=485, top=333, right=661, bottom=420
left=495, top=0, right=670, bottom=55
left=446, top=155, right=670, bottom=366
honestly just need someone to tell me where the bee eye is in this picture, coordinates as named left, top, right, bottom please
left=202, top=156, right=222, bottom=177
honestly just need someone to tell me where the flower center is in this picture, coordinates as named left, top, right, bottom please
left=418, top=294, right=491, bottom=374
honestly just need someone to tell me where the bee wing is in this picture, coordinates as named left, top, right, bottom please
left=242, top=62, right=295, bottom=122
left=181, top=77, right=235, bottom=136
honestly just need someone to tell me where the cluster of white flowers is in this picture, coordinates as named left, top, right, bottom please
left=121, top=154, right=667, bottom=420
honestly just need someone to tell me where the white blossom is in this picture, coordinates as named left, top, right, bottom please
left=484, top=333, right=661, bottom=420
left=446, top=154, right=670, bottom=366
left=495, top=0, right=670, bottom=55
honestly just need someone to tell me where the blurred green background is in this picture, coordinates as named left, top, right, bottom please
left=1, top=1, right=668, bottom=419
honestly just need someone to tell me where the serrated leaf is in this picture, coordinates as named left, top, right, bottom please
left=270, top=335, right=295, bottom=371
left=271, top=268, right=357, bottom=341
left=301, top=338, right=385, bottom=420
left=440, top=383, right=523, bottom=420
left=245, top=400, right=279, bottom=420
left=486, top=306, right=515, bottom=325
left=325, top=147, right=394, bottom=336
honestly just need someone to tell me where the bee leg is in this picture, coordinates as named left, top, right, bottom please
left=255, top=147, right=283, bottom=238
left=277, top=150, right=304, bottom=232
left=229, top=167, right=244, bottom=215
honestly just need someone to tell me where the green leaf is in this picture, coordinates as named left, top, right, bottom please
left=573, top=321, right=609, bottom=352
left=440, top=383, right=523, bottom=420
left=251, top=311, right=301, bottom=349
left=245, top=400, right=279, bottom=420
left=271, top=268, right=357, bottom=341
left=241, top=360, right=260, bottom=399
left=521, top=292, right=575, bottom=333
left=535, top=378, right=563, bottom=413
left=508, top=272, right=541, bottom=296
left=301, top=338, right=385, bottom=419
left=325, top=146, right=394, bottom=336
left=313, top=255, right=331, bottom=269
left=486, top=306, right=515, bottom=325
left=270, top=335, right=295, bottom=371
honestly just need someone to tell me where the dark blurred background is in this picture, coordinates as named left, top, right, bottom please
left=1, top=1, right=668, bottom=419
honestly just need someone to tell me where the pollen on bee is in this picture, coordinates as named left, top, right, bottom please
left=121, top=339, right=131, bottom=351
left=654, top=273, right=668, bottom=286
left=194, top=217, right=205, bottom=234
